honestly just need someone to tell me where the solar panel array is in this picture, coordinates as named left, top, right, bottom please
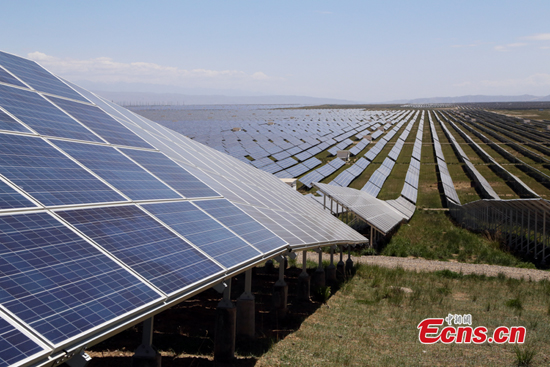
left=133, top=105, right=415, bottom=179
left=429, top=112, right=460, bottom=204
left=361, top=112, right=418, bottom=197
left=299, top=158, right=346, bottom=188
left=439, top=111, right=539, bottom=199
left=433, top=112, right=500, bottom=200
left=0, top=50, right=367, bottom=367
left=399, top=112, right=424, bottom=205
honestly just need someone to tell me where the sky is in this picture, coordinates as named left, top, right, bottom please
left=1, top=0, right=549, bottom=102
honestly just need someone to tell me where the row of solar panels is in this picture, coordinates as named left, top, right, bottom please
left=441, top=112, right=539, bottom=199
left=349, top=138, right=370, bottom=156
left=299, top=158, right=346, bottom=188
left=329, top=111, right=417, bottom=188
left=433, top=112, right=500, bottom=200
left=274, top=157, right=323, bottom=178
left=400, top=114, right=425, bottom=205
left=462, top=112, right=550, bottom=165
left=429, top=112, right=461, bottom=204
left=327, top=138, right=353, bottom=156
left=361, top=112, right=419, bottom=197
left=0, top=50, right=367, bottom=367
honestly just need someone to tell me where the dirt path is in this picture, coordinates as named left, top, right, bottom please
left=305, top=252, right=550, bottom=281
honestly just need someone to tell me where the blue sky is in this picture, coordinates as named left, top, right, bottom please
left=1, top=0, right=549, bottom=102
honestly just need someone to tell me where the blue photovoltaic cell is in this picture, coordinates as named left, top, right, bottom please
left=0, top=180, right=36, bottom=210
left=145, top=202, right=261, bottom=268
left=58, top=205, right=223, bottom=295
left=194, top=199, right=286, bottom=253
left=0, top=134, right=125, bottom=206
left=0, top=317, right=44, bottom=367
left=0, top=67, right=26, bottom=88
left=0, top=84, right=102, bottom=141
left=0, top=108, right=29, bottom=133
left=121, top=149, right=220, bottom=199
left=47, top=96, right=153, bottom=149
left=0, top=52, right=88, bottom=102
left=53, top=140, right=181, bottom=201
left=0, top=212, right=160, bottom=345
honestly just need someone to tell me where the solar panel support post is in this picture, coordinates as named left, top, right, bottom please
left=311, top=248, right=326, bottom=291
left=215, top=278, right=237, bottom=362
left=326, top=245, right=337, bottom=286
left=66, top=352, right=92, bottom=367
left=132, top=317, right=161, bottom=367
left=346, top=246, right=354, bottom=275
left=272, top=255, right=288, bottom=319
left=336, top=246, right=345, bottom=281
left=297, top=250, right=311, bottom=302
left=236, top=269, right=255, bottom=339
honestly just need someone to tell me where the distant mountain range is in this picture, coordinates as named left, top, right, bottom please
left=91, top=90, right=361, bottom=106
left=386, top=94, right=550, bottom=104
left=90, top=89, right=550, bottom=106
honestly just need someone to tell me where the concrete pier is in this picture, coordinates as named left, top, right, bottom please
left=236, top=269, right=255, bottom=338
left=272, top=256, right=288, bottom=319
left=337, top=245, right=345, bottom=280
left=346, top=246, right=354, bottom=275
left=214, top=279, right=236, bottom=362
left=311, top=248, right=325, bottom=291
left=132, top=317, right=161, bottom=367
left=326, top=246, right=337, bottom=286
left=297, top=250, right=310, bottom=301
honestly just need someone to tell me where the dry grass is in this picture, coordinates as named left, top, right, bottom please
left=256, top=265, right=550, bottom=367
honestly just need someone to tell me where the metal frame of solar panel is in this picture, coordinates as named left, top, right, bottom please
left=0, top=50, right=369, bottom=367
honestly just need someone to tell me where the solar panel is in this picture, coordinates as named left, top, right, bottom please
left=194, top=199, right=287, bottom=254
left=401, top=182, right=418, bottom=204
left=143, top=201, right=262, bottom=268
left=0, top=108, right=28, bottom=133
left=47, top=96, right=153, bottom=149
left=53, top=140, right=182, bottom=201
left=0, top=67, right=26, bottom=88
left=0, top=134, right=125, bottom=206
left=0, top=180, right=36, bottom=209
left=0, top=52, right=88, bottom=102
left=121, top=148, right=220, bottom=199
left=0, top=211, right=160, bottom=344
left=0, top=315, right=45, bottom=367
left=0, top=84, right=102, bottom=141
left=58, top=205, right=223, bottom=295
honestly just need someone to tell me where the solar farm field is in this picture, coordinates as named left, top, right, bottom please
left=134, top=104, right=550, bottom=268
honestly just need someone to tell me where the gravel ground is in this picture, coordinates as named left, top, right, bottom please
left=304, top=252, right=550, bottom=281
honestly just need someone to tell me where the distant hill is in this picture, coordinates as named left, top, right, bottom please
left=388, top=94, right=550, bottom=104
left=91, top=91, right=361, bottom=106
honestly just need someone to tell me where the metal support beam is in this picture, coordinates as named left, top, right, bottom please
left=132, top=317, right=161, bottom=367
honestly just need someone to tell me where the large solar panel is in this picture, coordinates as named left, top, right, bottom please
left=47, top=96, right=153, bottom=148
left=0, top=85, right=102, bottom=141
left=0, top=52, right=88, bottom=102
left=58, top=205, right=222, bottom=295
left=53, top=140, right=182, bottom=201
left=121, top=148, right=220, bottom=199
left=0, top=212, right=161, bottom=344
left=143, top=201, right=262, bottom=268
left=0, top=50, right=371, bottom=366
left=0, top=134, right=125, bottom=206
left=194, top=199, right=287, bottom=254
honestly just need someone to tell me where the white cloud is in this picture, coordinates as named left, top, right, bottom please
left=27, top=52, right=282, bottom=89
left=494, top=43, right=527, bottom=52
left=523, top=33, right=550, bottom=41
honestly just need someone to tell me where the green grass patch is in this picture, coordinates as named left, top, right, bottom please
left=257, top=265, right=550, bottom=367
left=381, top=211, right=534, bottom=267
